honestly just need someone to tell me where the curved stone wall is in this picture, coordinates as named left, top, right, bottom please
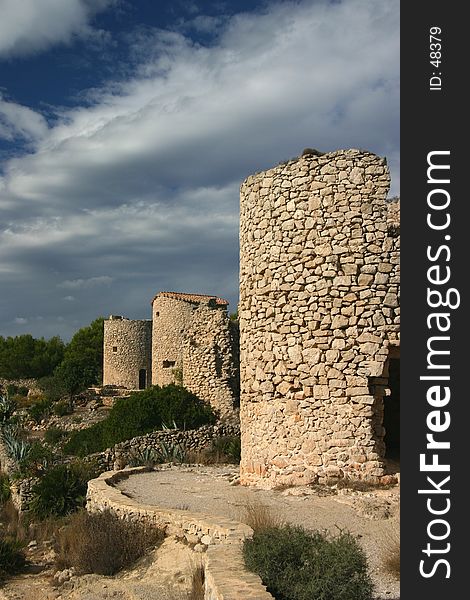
left=86, top=467, right=273, bottom=600
left=239, top=149, right=400, bottom=487
left=103, top=317, right=152, bottom=389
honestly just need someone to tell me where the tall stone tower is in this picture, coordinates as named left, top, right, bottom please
left=103, top=316, right=152, bottom=390
left=239, top=149, right=400, bottom=487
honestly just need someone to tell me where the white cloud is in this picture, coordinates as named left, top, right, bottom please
left=0, top=0, right=112, bottom=58
left=0, top=94, right=49, bottom=142
left=14, top=317, right=28, bottom=324
left=63, top=296, right=76, bottom=302
left=58, top=276, right=114, bottom=290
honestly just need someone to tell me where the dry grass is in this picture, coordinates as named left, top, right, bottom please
left=0, top=500, right=26, bottom=541
left=241, top=499, right=283, bottom=533
left=382, top=530, right=400, bottom=579
left=55, top=510, right=165, bottom=576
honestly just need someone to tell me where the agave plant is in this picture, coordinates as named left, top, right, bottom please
left=3, top=436, right=31, bottom=464
left=157, top=440, right=187, bottom=464
left=128, top=447, right=161, bottom=468
left=0, top=394, right=17, bottom=425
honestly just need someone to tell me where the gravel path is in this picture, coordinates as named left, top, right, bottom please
left=116, top=465, right=400, bottom=600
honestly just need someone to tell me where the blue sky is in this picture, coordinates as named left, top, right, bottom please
left=0, top=0, right=399, bottom=340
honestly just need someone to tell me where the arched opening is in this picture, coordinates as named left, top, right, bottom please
left=138, top=369, right=147, bottom=390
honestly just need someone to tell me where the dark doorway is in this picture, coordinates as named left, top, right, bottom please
left=384, top=358, right=400, bottom=459
left=138, top=369, right=147, bottom=390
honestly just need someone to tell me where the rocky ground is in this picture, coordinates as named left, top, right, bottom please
left=0, top=537, right=195, bottom=600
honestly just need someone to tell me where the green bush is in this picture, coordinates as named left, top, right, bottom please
left=29, top=462, right=97, bottom=519
left=53, top=400, right=72, bottom=417
left=0, top=537, right=26, bottom=580
left=5, top=385, right=28, bottom=398
left=28, top=397, right=52, bottom=423
left=243, top=525, right=373, bottom=600
left=64, top=385, right=216, bottom=457
left=44, top=426, right=67, bottom=445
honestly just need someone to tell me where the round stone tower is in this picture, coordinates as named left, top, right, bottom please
left=103, top=316, right=152, bottom=389
left=239, top=149, right=400, bottom=487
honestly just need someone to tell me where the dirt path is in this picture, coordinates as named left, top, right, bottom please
left=115, top=465, right=400, bottom=600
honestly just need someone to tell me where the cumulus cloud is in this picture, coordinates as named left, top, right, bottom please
left=0, top=0, right=112, bottom=58
left=0, top=0, right=399, bottom=339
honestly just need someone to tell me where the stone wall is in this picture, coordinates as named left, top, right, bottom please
left=152, top=293, right=239, bottom=422
left=239, top=149, right=400, bottom=487
left=103, top=317, right=152, bottom=389
left=104, top=423, right=240, bottom=470
left=86, top=467, right=274, bottom=600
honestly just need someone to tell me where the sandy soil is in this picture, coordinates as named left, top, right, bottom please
left=0, top=537, right=195, bottom=600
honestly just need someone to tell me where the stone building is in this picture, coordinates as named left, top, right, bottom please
left=103, top=292, right=239, bottom=422
left=103, top=317, right=152, bottom=390
left=239, top=149, right=400, bottom=487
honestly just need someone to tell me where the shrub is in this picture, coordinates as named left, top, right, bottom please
left=53, top=400, right=72, bottom=417
left=5, top=384, right=28, bottom=398
left=55, top=510, right=164, bottom=575
left=382, top=530, right=400, bottom=579
left=243, top=525, right=373, bottom=600
left=64, top=385, right=216, bottom=456
left=44, top=426, right=67, bottom=445
left=29, top=461, right=97, bottom=519
left=0, top=537, right=26, bottom=580
left=0, top=473, right=10, bottom=504
left=28, top=397, right=52, bottom=423
left=208, top=435, right=241, bottom=463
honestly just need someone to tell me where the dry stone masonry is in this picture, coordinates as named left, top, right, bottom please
left=103, top=292, right=239, bottom=423
left=103, top=317, right=152, bottom=389
left=239, top=149, right=400, bottom=487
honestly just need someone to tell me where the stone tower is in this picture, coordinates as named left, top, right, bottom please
left=103, top=316, right=152, bottom=390
left=239, top=149, right=400, bottom=487
left=151, top=292, right=239, bottom=422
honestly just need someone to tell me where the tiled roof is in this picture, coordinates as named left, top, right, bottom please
left=151, top=291, right=229, bottom=306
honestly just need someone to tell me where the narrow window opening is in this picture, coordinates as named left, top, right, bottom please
left=138, top=369, right=147, bottom=390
